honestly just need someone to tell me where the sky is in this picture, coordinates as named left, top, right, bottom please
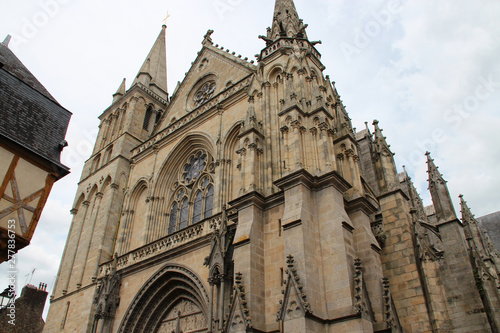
left=0, top=0, right=499, bottom=320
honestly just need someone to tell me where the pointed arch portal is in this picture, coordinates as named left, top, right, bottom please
left=118, top=264, right=210, bottom=333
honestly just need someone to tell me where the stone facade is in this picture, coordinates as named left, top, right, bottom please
left=44, top=1, right=500, bottom=332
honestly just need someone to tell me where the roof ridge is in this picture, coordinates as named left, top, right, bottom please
left=0, top=43, right=59, bottom=105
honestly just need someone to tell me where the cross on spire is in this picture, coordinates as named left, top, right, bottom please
left=162, top=12, right=170, bottom=26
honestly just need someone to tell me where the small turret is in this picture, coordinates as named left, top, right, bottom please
left=112, top=78, right=126, bottom=104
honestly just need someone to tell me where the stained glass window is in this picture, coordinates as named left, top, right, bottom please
left=201, top=177, right=209, bottom=189
left=179, top=198, right=189, bottom=229
left=192, top=191, right=203, bottom=224
left=184, top=153, right=207, bottom=184
left=168, top=202, right=178, bottom=234
left=194, top=81, right=216, bottom=107
left=167, top=151, right=215, bottom=235
left=204, top=185, right=214, bottom=219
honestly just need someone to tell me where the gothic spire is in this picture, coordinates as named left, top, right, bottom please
left=372, top=120, right=398, bottom=192
left=426, top=152, right=457, bottom=223
left=132, top=25, right=168, bottom=100
left=459, top=194, right=486, bottom=255
left=403, top=170, right=428, bottom=223
left=373, top=120, right=393, bottom=155
left=112, top=78, right=126, bottom=104
left=459, top=194, right=476, bottom=225
left=266, top=0, right=308, bottom=42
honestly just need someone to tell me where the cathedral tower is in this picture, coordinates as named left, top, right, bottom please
left=45, top=25, right=168, bottom=332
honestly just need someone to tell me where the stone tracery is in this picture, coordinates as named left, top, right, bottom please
left=167, top=150, right=215, bottom=235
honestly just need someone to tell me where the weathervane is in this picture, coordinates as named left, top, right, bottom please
left=162, top=12, right=171, bottom=26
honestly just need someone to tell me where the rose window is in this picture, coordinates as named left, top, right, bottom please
left=194, top=81, right=216, bottom=107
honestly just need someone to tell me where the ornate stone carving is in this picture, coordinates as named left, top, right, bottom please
left=118, top=264, right=209, bottom=333
left=224, top=272, right=252, bottom=332
left=276, top=255, right=312, bottom=323
left=204, top=206, right=234, bottom=331
left=353, top=258, right=366, bottom=314
left=371, top=217, right=386, bottom=247
left=92, top=256, right=121, bottom=332
left=157, top=299, right=207, bottom=333
left=203, top=29, right=214, bottom=45
left=382, top=277, right=402, bottom=331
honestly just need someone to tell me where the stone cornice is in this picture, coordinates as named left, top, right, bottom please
left=274, top=169, right=352, bottom=194
left=238, top=126, right=265, bottom=140
left=50, top=280, right=96, bottom=303
left=344, top=195, right=379, bottom=215
left=135, top=82, right=169, bottom=104
left=436, top=217, right=463, bottom=229
left=99, top=83, right=168, bottom=120
left=228, top=190, right=266, bottom=211
left=377, top=187, right=410, bottom=202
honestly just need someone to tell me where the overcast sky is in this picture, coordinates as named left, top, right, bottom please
left=1, top=0, right=499, bottom=320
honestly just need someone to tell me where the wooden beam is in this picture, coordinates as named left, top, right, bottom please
left=25, top=173, right=56, bottom=240
left=0, top=155, right=19, bottom=200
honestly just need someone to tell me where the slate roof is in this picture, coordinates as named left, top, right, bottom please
left=478, top=211, right=500, bottom=252
left=0, top=42, right=71, bottom=176
left=0, top=43, right=58, bottom=104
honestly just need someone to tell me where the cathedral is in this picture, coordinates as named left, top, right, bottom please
left=44, top=1, right=500, bottom=332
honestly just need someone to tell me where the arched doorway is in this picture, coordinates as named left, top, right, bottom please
left=118, top=264, right=210, bottom=333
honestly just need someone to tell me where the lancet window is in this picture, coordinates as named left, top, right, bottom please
left=167, top=150, right=215, bottom=234
left=143, top=106, right=153, bottom=130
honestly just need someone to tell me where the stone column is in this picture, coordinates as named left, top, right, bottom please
left=229, top=193, right=266, bottom=330
left=76, top=192, right=103, bottom=288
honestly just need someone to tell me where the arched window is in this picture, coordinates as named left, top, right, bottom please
left=167, top=150, right=215, bottom=234
left=143, top=106, right=153, bottom=130
left=192, top=191, right=203, bottom=224
left=92, top=154, right=101, bottom=173
left=204, top=185, right=214, bottom=219
left=118, top=105, right=127, bottom=132
left=168, top=202, right=178, bottom=234
left=104, top=145, right=113, bottom=165
left=179, top=198, right=189, bottom=229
